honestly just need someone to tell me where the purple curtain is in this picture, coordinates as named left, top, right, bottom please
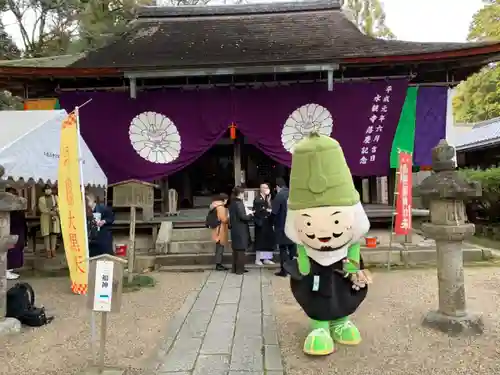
left=414, top=87, right=447, bottom=166
left=60, top=80, right=409, bottom=182
left=59, top=89, right=233, bottom=183
left=233, top=80, right=408, bottom=176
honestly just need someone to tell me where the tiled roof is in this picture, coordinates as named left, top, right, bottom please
left=70, top=0, right=497, bottom=70
left=455, top=117, right=500, bottom=151
left=0, top=54, right=84, bottom=68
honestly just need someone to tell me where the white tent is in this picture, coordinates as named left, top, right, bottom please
left=0, top=110, right=107, bottom=187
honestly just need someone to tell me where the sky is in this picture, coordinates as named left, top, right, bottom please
left=2, top=0, right=486, bottom=49
left=382, top=0, right=484, bottom=42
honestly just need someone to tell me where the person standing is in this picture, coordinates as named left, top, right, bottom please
left=38, top=184, right=60, bottom=258
left=253, top=183, right=275, bottom=266
left=210, top=193, right=229, bottom=271
left=6, top=187, right=27, bottom=280
left=229, top=186, right=253, bottom=275
left=86, top=193, right=115, bottom=257
left=272, top=178, right=297, bottom=277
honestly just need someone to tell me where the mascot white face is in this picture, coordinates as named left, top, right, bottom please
left=285, top=202, right=370, bottom=266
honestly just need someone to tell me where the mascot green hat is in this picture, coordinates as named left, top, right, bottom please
left=288, top=132, right=359, bottom=210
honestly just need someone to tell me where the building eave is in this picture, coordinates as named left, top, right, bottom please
left=341, top=43, right=500, bottom=64
left=0, top=66, right=121, bottom=77
left=456, top=140, right=500, bottom=152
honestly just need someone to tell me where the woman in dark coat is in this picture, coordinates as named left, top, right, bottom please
left=253, top=183, right=275, bottom=266
left=229, top=186, right=253, bottom=274
left=86, top=193, right=115, bottom=257
left=6, top=187, right=27, bottom=280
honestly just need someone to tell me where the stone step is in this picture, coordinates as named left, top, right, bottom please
left=154, top=252, right=280, bottom=267
left=170, top=227, right=255, bottom=242
left=169, top=240, right=222, bottom=254
left=132, top=247, right=492, bottom=273
left=158, top=263, right=280, bottom=273
left=166, top=240, right=427, bottom=255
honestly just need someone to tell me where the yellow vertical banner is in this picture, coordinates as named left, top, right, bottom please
left=58, top=110, right=89, bottom=295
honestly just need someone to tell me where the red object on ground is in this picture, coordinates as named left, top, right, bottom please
left=115, top=244, right=127, bottom=257
left=365, top=237, right=377, bottom=248
left=394, top=152, right=413, bottom=235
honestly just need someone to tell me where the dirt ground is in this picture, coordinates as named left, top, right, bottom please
left=271, top=267, right=500, bottom=375
left=0, top=272, right=205, bottom=375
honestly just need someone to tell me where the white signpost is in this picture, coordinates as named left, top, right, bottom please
left=93, top=260, right=114, bottom=312
left=86, top=254, right=127, bottom=375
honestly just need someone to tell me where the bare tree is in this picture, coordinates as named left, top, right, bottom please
left=1, top=0, right=82, bottom=56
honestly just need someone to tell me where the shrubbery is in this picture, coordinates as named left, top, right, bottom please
left=460, top=167, right=500, bottom=224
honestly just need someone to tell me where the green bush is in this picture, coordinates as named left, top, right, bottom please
left=460, top=167, right=500, bottom=223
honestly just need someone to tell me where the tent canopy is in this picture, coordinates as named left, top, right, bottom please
left=0, top=109, right=107, bottom=187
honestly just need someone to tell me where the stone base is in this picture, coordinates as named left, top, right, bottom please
left=422, top=310, right=484, bottom=336
left=78, top=367, right=125, bottom=375
left=0, top=317, right=21, bottom=336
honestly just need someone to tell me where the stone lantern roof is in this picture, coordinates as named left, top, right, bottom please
left=416, top=140, right=482, bottom=205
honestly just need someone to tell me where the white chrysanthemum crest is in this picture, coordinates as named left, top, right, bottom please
left=129, top=111, right=182, bottom=164
left=281, top=103, right=333, bottom=153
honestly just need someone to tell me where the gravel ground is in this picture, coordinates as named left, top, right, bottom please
left=271, top=267, right=500, bottom=375
left=0, top=272, right=205, bottom=375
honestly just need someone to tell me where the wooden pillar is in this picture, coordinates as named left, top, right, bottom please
left=369, top=176, right=377, bottom=204
left=234, top=137, right=242, bottom=187
left=161, top=177, right=169, bottom=216
left=388, top=169, right=396, bottom=206
left=30, top=185, right=37, bottom=216
left=361, top=178, right=370, bottom=203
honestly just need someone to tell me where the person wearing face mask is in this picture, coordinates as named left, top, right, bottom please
left=252, top=183, right=276, bottom=266
left=228, top=186, right=253, bottom=274
left=86, top=193, right=115, bottom=258
left=38, top=184, right=60, bottom=258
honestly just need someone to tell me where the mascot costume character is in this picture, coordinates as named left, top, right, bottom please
left=284, top=132, right=372, bottom=356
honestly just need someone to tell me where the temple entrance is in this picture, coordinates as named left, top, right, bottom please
left=242, top=144, right=289, bottom=189
left=168, top=140, right=235, bottom=209
left=168, top=136, right=293, bottom=209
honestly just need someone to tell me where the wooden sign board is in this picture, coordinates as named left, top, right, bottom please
left=110, top=180, right=157, bottom=208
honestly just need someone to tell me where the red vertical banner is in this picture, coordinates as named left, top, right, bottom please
left=394, top=152, right=413, bottom=235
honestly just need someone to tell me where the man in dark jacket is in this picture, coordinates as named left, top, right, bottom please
left=272, top=178, right=297, bottom=277
left=86, top=193, right=115, bottom=257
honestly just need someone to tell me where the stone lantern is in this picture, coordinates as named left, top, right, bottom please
left=0, top=166, right=27, bottom=335
left=416, top=139, right=483, bottom=335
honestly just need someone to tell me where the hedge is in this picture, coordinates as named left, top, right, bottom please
left=460, top=167, right=500, bottom=224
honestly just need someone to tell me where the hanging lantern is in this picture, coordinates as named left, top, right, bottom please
left=229, top=123, right=237, bottom=140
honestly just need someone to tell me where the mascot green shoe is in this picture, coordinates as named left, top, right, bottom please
left=283, top=132, right=372, bottom=356
left=303, top=320, right=335, bottom=355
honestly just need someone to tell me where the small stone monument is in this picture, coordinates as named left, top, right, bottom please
left=416, top=140, right=483, bottom=335
left=0, top=166, right=27, bottom=335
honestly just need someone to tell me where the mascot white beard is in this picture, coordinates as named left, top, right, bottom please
left=285, top=201, right=370, bottom=266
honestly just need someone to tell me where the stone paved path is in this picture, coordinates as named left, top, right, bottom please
left=150, top=269, right=284, bottom=375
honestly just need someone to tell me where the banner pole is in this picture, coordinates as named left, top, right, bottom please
left=388, top=150, right=400, bottom=271
left=75, top=106, right=96, bottom=364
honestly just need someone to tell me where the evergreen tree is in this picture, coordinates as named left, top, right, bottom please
left=0, top=19, right=22, bottom=110
left=453, top=0, right=500, bottom=123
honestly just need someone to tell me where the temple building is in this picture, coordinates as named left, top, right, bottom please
left=1, top=0, right=499, bottom=222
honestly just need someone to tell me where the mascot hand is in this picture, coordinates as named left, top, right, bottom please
left=349, top=270, right=372, bottom=291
